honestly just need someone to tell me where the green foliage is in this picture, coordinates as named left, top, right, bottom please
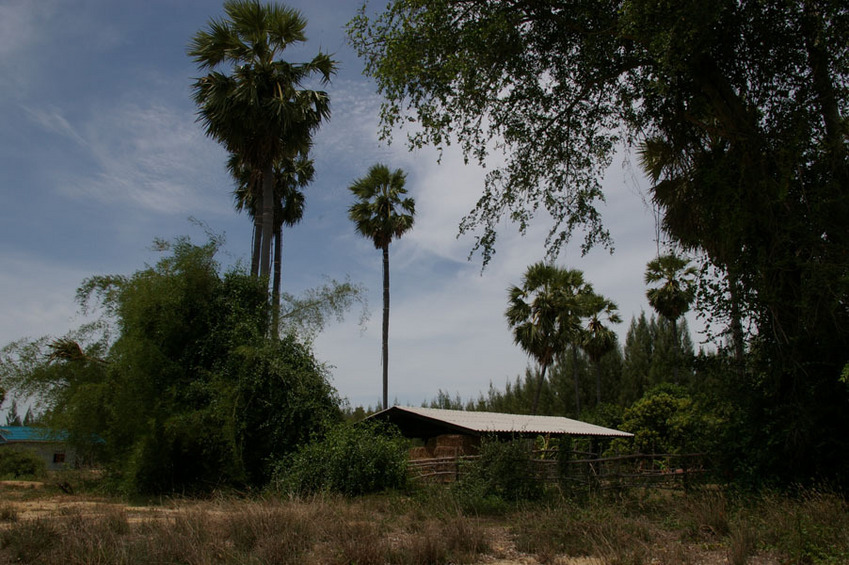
left=644, top=254, right=698, bottom=325
left=351, top=0, right=849, bottom=487
left=454, top=438, right=543, bottom=511
left=425, top=389, right=467, bottom=410
left=619, top=313, right=694, bottom=405
left=278, top=276, right=368, bottom=344
left=0, top=449, right=47, bottom=480
left=0, top=237, right=343, bottom=494
left=506, top=263, right=595, bottom=414
left=189, top=0, right=335, bottom=280
left=620, top=385, right=719, bottom=455
left=470, top=344, right=624, bottom=419
left=347, top=164, right=415, bottom=251
left=3, top=400, right=22, bottom=426
left=274, top=421, right=408, bottom=497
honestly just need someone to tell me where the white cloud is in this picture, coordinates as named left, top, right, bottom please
left=23, top=105, right=88, bottom=147
left=54, top=99, right=231, bottom=217
left=0, top=1, right=51, bottom=61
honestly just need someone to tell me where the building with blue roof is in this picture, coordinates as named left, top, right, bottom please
left=0, top=426, right=75, bottom=471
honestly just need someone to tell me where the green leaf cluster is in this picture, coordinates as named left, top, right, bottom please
left=620, top=384, right=718, bottom=455
left=273, top=421, right=408, bottom=497
left=1, top=237, right=342, bottom=494
left=453, top=438, right=544, bottom=511
left=0, top=448, right=47, bottom=480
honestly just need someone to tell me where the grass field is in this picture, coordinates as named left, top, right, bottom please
left=1, top=478, right=847, bottom=564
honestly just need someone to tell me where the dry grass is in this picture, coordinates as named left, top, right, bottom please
left=0, top=482, right=848, bottom=564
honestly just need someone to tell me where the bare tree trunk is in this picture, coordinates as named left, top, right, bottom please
left=531, top=363, right=548, bottom=415
left=672, top=318, right=680, bottom=384
left=271, top=226, right=282, bottom=339
left=251, top=218, right=261, bottom=278
left=259, top=163, right=274, bottom=280
left=382, top=244, right=390, bottom=410
left=595, top=360, right=602, bottom=407
left=572, top=345, right=581, bottom=417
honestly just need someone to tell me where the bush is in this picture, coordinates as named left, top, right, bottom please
left=0, top=448, right=47, bottom=479
left=620, top=384, right=720, bottom=454
left=453, top=438, right=543, bottom=512
left=274, top=421, right=408, bottom=496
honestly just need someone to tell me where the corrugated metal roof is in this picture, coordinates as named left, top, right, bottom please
left=0, top=426, right=67, bottom=443
left=373, top=406, right=633, bottom=438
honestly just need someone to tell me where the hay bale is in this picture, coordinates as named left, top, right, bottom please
left=435, top=434, right=466, bottom=448
left=408, top=447, right=433, bottom=460
left=433, top=446, right=459, bottom=458
left=434, top=434, right=480, bottom=455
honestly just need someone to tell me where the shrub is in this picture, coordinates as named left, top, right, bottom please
left=756, top=488, right=849, bottom=564
left=274, top=421, right=408, bottom=496
left=620, top=384, right=721, bottom=454
left=0, top=448, right=47, bottom=479
left=0, top=519, right=58, bottom=562
left=513, top=502, right=651, bottom=563
left=453, top=438, right=543, bottom=512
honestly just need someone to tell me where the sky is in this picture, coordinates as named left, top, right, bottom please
left=0, top=0, right=698, bottom=411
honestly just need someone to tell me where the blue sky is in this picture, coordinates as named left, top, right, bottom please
left=0, top=0, right=692, bottom=410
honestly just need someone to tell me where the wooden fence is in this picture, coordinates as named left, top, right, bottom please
left=407, top=452, right=709, bottom=490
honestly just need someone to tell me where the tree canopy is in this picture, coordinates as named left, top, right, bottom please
left=351, top=0, right=849, bottom=485
left=506, top=263, right=591, bottom=414
left=0, top=237, right=353, bottom=494
left=190, top=0, right=334, bottom=281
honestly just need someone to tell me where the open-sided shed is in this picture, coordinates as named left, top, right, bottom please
left=367, top=406, right=633, bottom=441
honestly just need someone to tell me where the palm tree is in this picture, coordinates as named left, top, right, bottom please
left=645, top=253, right=697, bottom=383
left=580, top=293, right=622, bottom=406
left=189, top=0, right=333, bottom=281
left=348, top=164, right=415, bottom=409
left=506, top=263, right=591, bottom=415
left=231, top=154, right=313, bottom=336
left=640, top=137, right=747, bottom=371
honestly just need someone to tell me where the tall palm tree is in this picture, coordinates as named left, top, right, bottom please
left=640, top=136, right=747, bottom=370
left=348, top=164, right=415, bottom=409
left=189, top=0, right=333, bottom=281
left=580, top=293, right=622, bottom=407
left=645, top=253, right=697, bottom=383
left=231, top=154, right=313, bottom=336
left=506, top=263, right=591, bottom=415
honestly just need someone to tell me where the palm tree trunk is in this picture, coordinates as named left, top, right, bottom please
left=251, top=217, right=261, bottom=278
left=572, top=345, right=581, bottom=417
left=531, top=362, right=548, bottom=415
left=595, top=360, right=602, bottom=407
left=259, top=163, right=274, bottom=280
left=728, top=272, right=746, bottom=376
left=672, top=318, right=679, bottom=384
left=382, top=244, right=390, bottom=410
left=271, top=226, right=282, bottom=339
